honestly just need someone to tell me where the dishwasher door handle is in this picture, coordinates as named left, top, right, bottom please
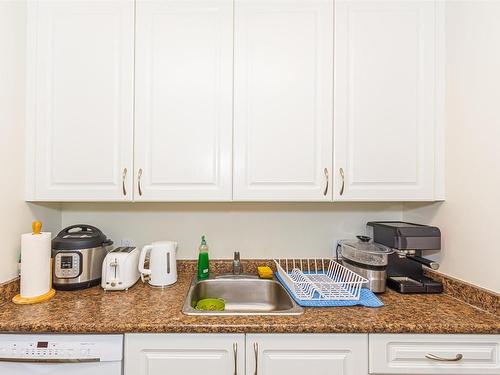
left=0, top=357, right=100, bottom=363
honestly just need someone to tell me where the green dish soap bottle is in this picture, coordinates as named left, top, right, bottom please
left=197, top=235, right=209, bottom=280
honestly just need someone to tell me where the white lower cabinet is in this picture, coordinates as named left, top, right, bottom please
left=124, top=333, right=245, bottom=375
left=247, top=334, right=368, bottom=375
left=125, top=333, right=368, bottom=375
left=369, top=334, right=500, bottom=375
left=124, top=333, right=499, bottom=375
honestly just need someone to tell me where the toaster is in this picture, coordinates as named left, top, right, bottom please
left=101, top=247, right=140, bottom=291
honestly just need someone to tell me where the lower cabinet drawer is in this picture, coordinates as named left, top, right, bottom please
left=369, top=334, right=500, bottom=374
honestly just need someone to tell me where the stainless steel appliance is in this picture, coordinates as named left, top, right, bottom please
left=101, top=247, right=140, bottom=291
left=337, top=236, right=393, bottom=293
left=367, top=221, right=443, bottom=294
left=0, top=334, right=122, bottom=375
left=52, top=225, right=113, bottom=291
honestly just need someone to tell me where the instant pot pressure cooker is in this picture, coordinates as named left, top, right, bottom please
left=52, top=225, right=113, bottom=290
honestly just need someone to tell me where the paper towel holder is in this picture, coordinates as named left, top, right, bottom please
left=12, top=221, right=56, bottom=305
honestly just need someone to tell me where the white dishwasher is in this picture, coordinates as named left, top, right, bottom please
left=0, top=334, right=123, bottom=374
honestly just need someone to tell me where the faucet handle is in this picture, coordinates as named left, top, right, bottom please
left=234, top=251, right=240, bottom=261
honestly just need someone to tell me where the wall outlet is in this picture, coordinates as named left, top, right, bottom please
left=121, top=238, right=134, bottom=247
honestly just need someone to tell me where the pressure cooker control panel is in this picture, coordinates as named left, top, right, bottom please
left=0, top=340, right=99, bottom=360
left=54, top=252, right=81, bottom=279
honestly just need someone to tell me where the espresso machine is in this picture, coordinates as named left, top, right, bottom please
left=367, top=221, right=443, bottom=294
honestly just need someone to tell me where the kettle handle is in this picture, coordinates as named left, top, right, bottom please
left=138, top=245, right=153, bottom=282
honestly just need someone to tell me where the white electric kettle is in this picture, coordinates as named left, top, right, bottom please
left=138, top=241, right=178, bottom=287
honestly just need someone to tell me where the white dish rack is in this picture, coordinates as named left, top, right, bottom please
left=274, top=258, right=368, bottom=301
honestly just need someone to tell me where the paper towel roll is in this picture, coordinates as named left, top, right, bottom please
left=20, top=231, right=52, bottom=298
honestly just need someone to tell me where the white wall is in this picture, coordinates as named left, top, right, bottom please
left=404, top=0, right=500, bottom=293
left=0, top=1, right=61, bottom=283
left=62, top=203, right=402, bottom=259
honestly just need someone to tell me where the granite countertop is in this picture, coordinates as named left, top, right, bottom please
left=0, top=271, right=498, bottom=334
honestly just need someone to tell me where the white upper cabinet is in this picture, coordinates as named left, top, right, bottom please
left=333, top=0, right=442, bottom=201
left=233, top=0, right=334, bottom=201
left=26, top=0, right=444, bottom=203
left=134, top=0, right=233, bottom=201
left=26, top=0, right=134, bottom=201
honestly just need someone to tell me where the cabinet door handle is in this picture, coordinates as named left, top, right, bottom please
left=253, top=342, right=258, bottom=375
left=323, top=168, right=329, bottom=196
left=233, top=342, right=238, bottom=375
left=425, top=353, right=463, bottom=362
left=122, top=168, right=127, bottom=196
left=339, top=168, right=345, bottom=196
left=138, top=168, right=143, bottom=196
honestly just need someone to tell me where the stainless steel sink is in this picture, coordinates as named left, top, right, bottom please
left=182, top=275, right=304, bottom=316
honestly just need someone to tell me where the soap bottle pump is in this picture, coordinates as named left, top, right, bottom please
left=197, top=235, right=209, bottom=280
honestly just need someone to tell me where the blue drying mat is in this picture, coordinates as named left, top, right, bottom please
left=275, top=272, right=384, bottom=308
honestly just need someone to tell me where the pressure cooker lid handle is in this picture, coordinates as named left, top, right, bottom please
left=58, top=224, right=102, bottom=236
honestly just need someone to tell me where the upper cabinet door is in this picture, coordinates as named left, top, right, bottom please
left=233, top=0, right=334, bottom=201
left=134, top=0, right=233, bottom=201
left=334, top=0, right=439, bottom=201
left=26, top=0, right=134, bottom=201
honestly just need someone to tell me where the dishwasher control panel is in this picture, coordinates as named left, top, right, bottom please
left=0, top=334, right=123, bottom=362
left=0, top=339, right=98, bottom=359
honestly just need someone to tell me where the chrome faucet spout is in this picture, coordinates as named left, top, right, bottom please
left=233, top=251, right=242, bottom=275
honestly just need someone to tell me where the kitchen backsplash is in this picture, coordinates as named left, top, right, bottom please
left=61, top=202, right=403, bottom=260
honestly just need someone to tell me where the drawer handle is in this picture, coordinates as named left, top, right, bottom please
left=425, top=353, right=463, bottom=362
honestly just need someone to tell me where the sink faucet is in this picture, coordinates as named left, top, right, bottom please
left=233, top=251, right=242, bottom=275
